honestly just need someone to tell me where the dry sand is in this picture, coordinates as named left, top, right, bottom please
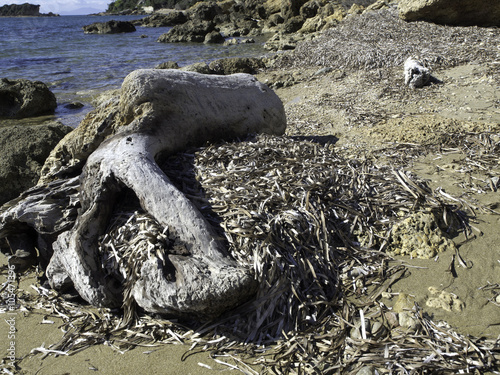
left=1, top=38, right=499, bottom=375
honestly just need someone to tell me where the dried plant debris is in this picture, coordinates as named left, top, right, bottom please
left=276, top=9, right=500, bottom=72
left=2, top=134, right=499, bottom=373
left=437, top=132, right=500, bottom=195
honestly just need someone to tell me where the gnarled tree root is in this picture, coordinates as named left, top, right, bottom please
left=1, top=69, right=286, bottom=319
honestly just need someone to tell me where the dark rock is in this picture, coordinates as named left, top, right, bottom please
left=64, top=102, right=85, bottom=110
left=399, top=0, right=500, bottom=27
left=208, top=57, right=265, bottom=75
left=83, top=20, right=136, bottom=34
left=0, top=121, right=72, bottom=205
left=155, top=61, right=180, bottom=69
left=188, top=1, right=222, bottom=21
left=300, top=0, right=321, bottom=18
left=282, top=16, right=305, bottom=33
left=281, top=0, right=309, bottom=20
left=267, top=13, right=285, bottom=27
left=179, top=62, right=213, bottom=74
left=0, top=78, right=57, bottom=119
left=157, top=20, right=216, bottom=43
left=232, top=17, right=260, bottom=35
left=137, top=12, right=188, bottom=27
left=204, top=31, right=225, bottom=44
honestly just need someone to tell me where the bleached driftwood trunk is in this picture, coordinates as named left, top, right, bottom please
left=1, top=69, right=286, bottom=318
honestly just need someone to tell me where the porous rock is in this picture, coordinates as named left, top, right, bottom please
left=204, top=30, right=225, bottom=44
left=208, top=57, right=265, bottom=75
left=0, top=78, right=57, bottom=119
left=0, top=121, right=72, bottom=205
left=386, top=212, right=457, bottom=259
left=157, top=20, right=215, bottom=43
left=187, top=1, right=222, bottom=21
left=398, top=0, right=500, bottom=27
left=83, top=20, right=136, bottom=34
left=155, top=61, right=180, bottom=70
left=404, top=57, right=430, bottom=88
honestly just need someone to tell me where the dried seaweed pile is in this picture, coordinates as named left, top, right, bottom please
left=437, top=132, right=500, bottom=195
left=3, top=135, right=499, bottom=373
left=276, top=9, right=500, bottom=72
left=176, top=135, right=469, bottom=338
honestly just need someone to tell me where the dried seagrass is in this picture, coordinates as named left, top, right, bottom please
left=4, top=134, right=498, bottom=374
left=276, top=8, right=500, bottom=72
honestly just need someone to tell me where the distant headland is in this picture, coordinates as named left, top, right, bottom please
left=0, top=3, right=59, bottom=17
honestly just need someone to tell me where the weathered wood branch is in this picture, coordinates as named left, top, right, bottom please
left=1, top=69, right=286, bottom=319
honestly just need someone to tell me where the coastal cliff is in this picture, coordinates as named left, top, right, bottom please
left=0, top=3, right=58, bottom=17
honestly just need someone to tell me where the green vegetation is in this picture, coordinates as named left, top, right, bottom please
left=107, top=0, right=137, bottom=13
left=0, top=3, right=40, bottom=16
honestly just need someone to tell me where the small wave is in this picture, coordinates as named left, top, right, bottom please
left=10, top=56, right=67, bottom=67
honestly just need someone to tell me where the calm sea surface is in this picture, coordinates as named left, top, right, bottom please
left=0, top=15, right=269, bottom=126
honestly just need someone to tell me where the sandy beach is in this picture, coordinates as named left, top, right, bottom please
left=1, top=6, right=499, bottom=374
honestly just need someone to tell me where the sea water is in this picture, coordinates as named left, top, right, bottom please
left=0, top=15, right=269, bottom=126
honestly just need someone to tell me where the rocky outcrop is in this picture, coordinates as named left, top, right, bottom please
left=136, top=11, right=188, bottom=27
left=157, top=20, right=217, bottom=43
left=154, top=0, right=388, bottom=48
left=83, top=20, right=136, bottom=34
left=281, top=0, right=309, bottom=21
left=0, top=121, right=72, bottom=206
left=0, top=78, right=57, bottom=119
left=187, top=1, right=222, bottom=21
left=209, top=57, right=265, bottom=75
left=154, top=57, right=266, bottom=75
left=0, top=3, right=40, bottom=16
left=155, top=61, right=180, bottom=70
left=398, top=0, right=500, bottom=27
left=156, top=2, right=227, bottom=43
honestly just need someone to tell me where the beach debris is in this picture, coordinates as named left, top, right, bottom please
left=276, top=8, right=500, bottom=72
left=478, top=282, right=500, bottom=307
left=404, top=57, right=430, bottom=88
left=0, top=69, right=286, bottom=321
left=2, top=132, right=499, bottom=373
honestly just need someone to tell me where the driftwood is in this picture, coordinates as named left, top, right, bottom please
left=0, top=69, right=286, bottom=319
left=403, top=57, right=430, bottom=88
